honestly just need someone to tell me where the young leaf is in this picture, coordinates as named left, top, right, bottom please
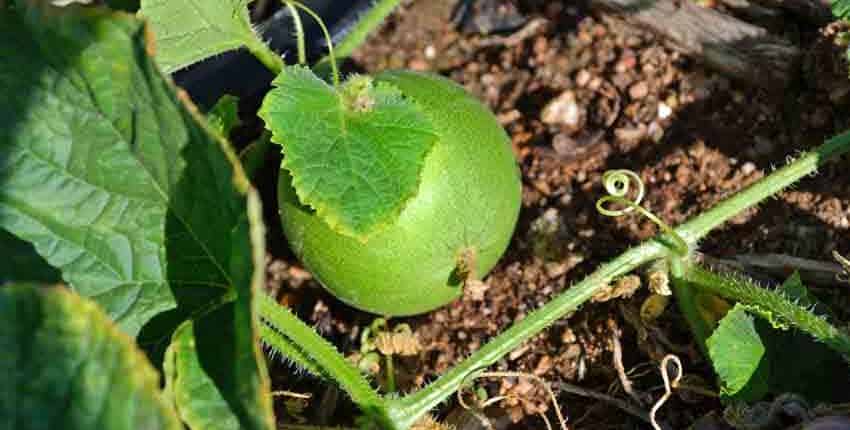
left=0, top=284, right=181, bottom=430
left=259, top=67, right=439, bottom=239
left=139, top=0, right=262, bottom=73
left=707, top=305, right=768, bottom=400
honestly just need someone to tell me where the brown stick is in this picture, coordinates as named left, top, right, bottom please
left=589, top=0, right=800, bottom=89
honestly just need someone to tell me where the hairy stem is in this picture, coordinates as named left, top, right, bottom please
left=285, top=0, right=340, bottom=87
left=283, top=1, right=307, bottom=64
left=684, top=265, right=850, bottom=361
left=257, top=295, right=389, bottom=424
left=245, top=36, right=285, bottom=75
left=313, top=0, right=402, bottom=74
left=676, top=132, right=850, bottom=243
left=385, top=132, right=850, bottom=428
left=384, top=242, right=669, bottom=429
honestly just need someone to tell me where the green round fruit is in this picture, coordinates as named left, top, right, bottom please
left=277, top=71, right=521, bottom=316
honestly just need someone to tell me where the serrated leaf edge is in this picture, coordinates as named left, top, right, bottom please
left=262, top=66, right=439, bottom=242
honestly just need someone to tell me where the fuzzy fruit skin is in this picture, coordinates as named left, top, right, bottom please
left=277, top=71, right=521, bottom=316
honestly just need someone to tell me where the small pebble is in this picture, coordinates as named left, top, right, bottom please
left=629, top=81, right=649, bottom=99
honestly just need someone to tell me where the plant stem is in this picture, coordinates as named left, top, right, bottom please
left=385, top=355, right=396, bottom=394
left=257, top=295, right=390, bottom=425
left=283, top=1, right=307, bottom=64
left=245, top=37, right=284, bottom=75
left=384, top=133, right=850, bottom=428
left=676, top=132, right=850, bottom=243
left=684, top=265, right=850, bottom=361
left=671, top=276, right=716, bottom=355
left=384, top=242, right=669, bottom=429
left=259, top=323, right=324, bottom=376
left=286, top=0, right=340, bottom=87
left=312, top=0, right=402, bottom=77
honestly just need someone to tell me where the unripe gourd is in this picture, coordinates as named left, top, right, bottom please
left=275, top=70, right=521, bottom=316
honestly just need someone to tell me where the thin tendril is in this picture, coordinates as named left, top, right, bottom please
left=285, top=0, right=340, bottom=87
left=596, top=169, right=688, bottom=256
left=650, top=354, right=682, bottom=430
left=283, top=1, right=307, bottom=64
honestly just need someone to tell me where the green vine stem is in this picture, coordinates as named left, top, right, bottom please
left=282, top=0, right=341, bottom=87
left=383, top=132, right=850, bottom=429
left=257, top=295, right=391, bottom=426
left=313, top=0, right=403, bottom=74
left=671, top=275, right=720, bottom=355
left=245, top=36, right=285, bottom=75
left=683, top=264, right=850, bottom=361
left=283, top=1, right=307, bottom=64
left=259, top=323, right=323, bottom=376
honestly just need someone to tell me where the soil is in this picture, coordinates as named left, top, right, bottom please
left=258, top=0, right=850, bottom=428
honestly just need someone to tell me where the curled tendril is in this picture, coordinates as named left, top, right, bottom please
left=597, top=170, right=645, bottom=216
left=596, top=169, right=688, bottom=256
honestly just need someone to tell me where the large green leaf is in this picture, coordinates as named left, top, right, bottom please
left=0, top=284, right=181, bottom=430
left=0, top=4, right=274, bottom=429
left=259, top=67, right=439, bottom=239
left=2, top=2, right=240, bottom=336
left=139, top=0, right=259, bottom=73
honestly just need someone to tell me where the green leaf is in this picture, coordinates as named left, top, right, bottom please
left=832, top=0, right=850, bottom=19
left=0, top=284, right=182, bottom=430
left=139, top=0, right=259, bottom=73
left=259, top=67, right=439, bottom=239
left=755, top=273, right=850, bottom=402
left=208, top=95, right=242, bottom=138
left=705, top=274, right=850, bottom=403
left=164, top=322, right=240, bottom=430
left=707, top=305, right=767, bottom=400
left=2, top=3, right=241, bottom=336
left=0, top=6, right=274, bottom=429
left=0, top=229, right=60, bottom=284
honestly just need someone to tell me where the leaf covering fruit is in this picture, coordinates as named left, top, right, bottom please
left=262, top=68, right=521, bottom=315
